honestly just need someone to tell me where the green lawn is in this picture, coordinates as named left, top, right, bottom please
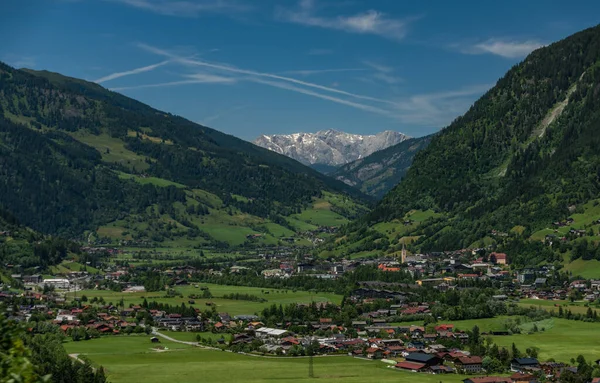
left=490, top=319, right=600, bottom=362
left=70, top=284, right=342, bottom=316
left=64, top=336, right=467, bottom=383
left=562, top=258, right=600, bottom=279
left=116, top=171, right=186, bottom=188
left=50, top=260, right=101, bottom=275
left=291, top=208, right=348, bottom=227
left=70, top=132, right=150, bottom=172
left=399, top=317, right=600, bottom=363
left=517, top=298, right=600, bottom=316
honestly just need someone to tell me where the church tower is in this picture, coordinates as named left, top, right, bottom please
left=401, top=239, right=407, bottom=264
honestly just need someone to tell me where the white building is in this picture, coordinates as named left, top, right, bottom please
left=42, top=278, right=70, bottom=289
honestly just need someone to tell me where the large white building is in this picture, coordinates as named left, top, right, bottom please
left=42, top=278, right=70, bottom=289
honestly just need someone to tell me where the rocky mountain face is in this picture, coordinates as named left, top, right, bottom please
left=332, top=135, right=433, bottom=199
left=253, top=130, right=409, bottom=167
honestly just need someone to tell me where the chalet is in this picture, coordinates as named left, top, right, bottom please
left=351, top=321, right=367, bottom=329
left=511, top=358, right=540, bottom=372
left=365, top=347, right=383, bottom=359
left=280, top=336, right=299, bottom=347
left=430, top=365, right=455, bottom=374
left=213, top=322, right=225, bottom=331
left=232, top=334, right=254, bottom=345
left=423, top=334, right=438, bottom=342
left=435, top=324, right=454, bottom=332
left=407, top=341, right=425, bottom=350
left=455, top=356, right=483, bottom=373
left=444, top=351, right=470, bottom=361
left=385, top=345, right=405, bottom=357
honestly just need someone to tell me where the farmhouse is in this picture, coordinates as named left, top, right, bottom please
left=511, top=358, right=540, bottom=372
left=455, top=356, right=483, bottom=373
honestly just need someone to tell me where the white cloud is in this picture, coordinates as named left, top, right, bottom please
left=361, top=60, right=403, bottom=85
left=249, top=77, right=395, bottom=117
left=138, top=43, right=394, bottom=105
left=461, top=39, right=544, bottom=58
left=111, top=0, right=250, bottom=17
left=276, top=0, right=410, bottom=41
left=94, top=60, right=170, bottom=84
left=185, top=73, right=237, bottom=83
left=110, top=76, right=235, bottom=91
left=127, top=43, right=490, bottom=128
left=391, top=84, right=492, bottom=126
left=363, top=61, right=393, bottom=73
left=280, top=68, right=366, bottom=76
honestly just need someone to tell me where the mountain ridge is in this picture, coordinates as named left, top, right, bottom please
left=332, top=134, right=433, bottom=198
left=325, top=24, right=600, bottom=265
left=0, top=62, right=370, bottom=248
left=253, top=129, right=409, bottom=167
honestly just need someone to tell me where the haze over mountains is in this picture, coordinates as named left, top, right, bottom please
left=253, top=130, right=409, bottom=169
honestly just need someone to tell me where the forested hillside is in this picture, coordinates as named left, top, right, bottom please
left=332, top=135, right=432, bottom=198
left=338, top=24, right=600, bottom=260
left=0, top=63, right=368, bottom=248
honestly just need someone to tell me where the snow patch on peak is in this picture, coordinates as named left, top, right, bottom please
left=253, top=130, right=410, bottom=166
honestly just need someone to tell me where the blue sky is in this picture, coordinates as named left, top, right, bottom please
left=1, top=1, right=599, bottom=140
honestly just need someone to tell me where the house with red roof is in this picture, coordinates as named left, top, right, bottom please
left=490, top=252, right=508, bottom=265
left=395, top=361, right=428, bottom=372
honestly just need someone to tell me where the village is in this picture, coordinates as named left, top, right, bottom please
left=3, top=241, right=600, bottom=383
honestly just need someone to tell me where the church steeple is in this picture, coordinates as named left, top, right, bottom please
left=401, top=239, right=407, bottom=264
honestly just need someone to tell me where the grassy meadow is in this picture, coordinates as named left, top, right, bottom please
left=69, top=283, right=342, bottom=316
left=64, top=335, right=467, bottom=383
left=91, top=179, right=368, bottom=248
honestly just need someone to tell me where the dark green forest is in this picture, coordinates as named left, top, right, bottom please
left=0, top=62, right=367, bottom=240
left=360, top=24, right=600, bottom=251
left=332, top=135, right=433, bottom=198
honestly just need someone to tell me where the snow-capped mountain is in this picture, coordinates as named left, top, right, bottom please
left=253, top=129, right=409, bottom=167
